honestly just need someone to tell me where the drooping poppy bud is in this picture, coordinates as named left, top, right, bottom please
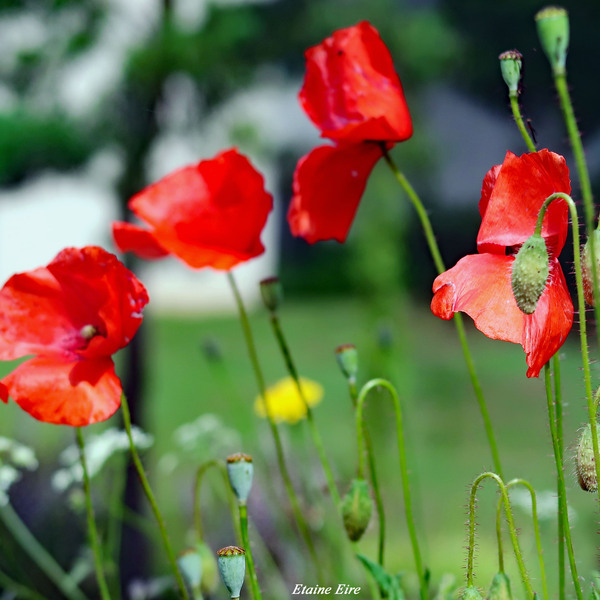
left=341, top=478, right=373, bottom=541
left=511, top=233, right=550, bottom=314
left=259, top=276, right=283, bottom=312
left=535, top=6, right=569, bottom=73
left=217, top=546, right=246, bottom=599
left=177, top=549, right=203, bottom=597
left=498, top=50, right=523, bottom=95
left=486, top=572, right=513, bottom=600
left=581, top=230, right=600, bottom=306
left=335, top=344, right=359, bottom=383
left=226, top=453, right=254, bottom=504
left=460, top=586, right=484, bottom=600
left=576, top=424, right=598, bottom=492
left=198, top=541, right=219, bottom=595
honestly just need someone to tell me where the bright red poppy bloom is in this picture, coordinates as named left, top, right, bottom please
left=112, top=148, right=273, bottom=270
left=431, top=149, right=573, bottom=378
left=288, top=21, right=413, bottom=243
left=0, top=246, right=149, bottom=426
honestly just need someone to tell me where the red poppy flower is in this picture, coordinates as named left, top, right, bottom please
left=288, top=21, right=413, bottom=243
left=0, top=246, right=149, bottom=426
left=431, top=149, right=573, bottom=378
left=112, top=148, right=273, bottom=270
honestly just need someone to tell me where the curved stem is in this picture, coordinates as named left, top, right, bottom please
left=509, top=93, right=536, bottom=152
left=0, top=503, right=88, bottom=600
left=355, top=378, right=426, bottom=600
left=466, top=472, right=533, bottom=597
left=226, top=271, right=322, bottom=581
left=382, top=148, right=503, bottom=479
left=239, top=503, right=262, bottom=600
left=544, top=364, right=583, bottom=600
left=268, top=312, right=340, bottom=507
left=76, top=428, right=111, bottom=600
left=120, top=394, right=190, bottom=600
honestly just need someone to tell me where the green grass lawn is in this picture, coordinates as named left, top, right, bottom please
left=1, top=295, right=599, bottom=598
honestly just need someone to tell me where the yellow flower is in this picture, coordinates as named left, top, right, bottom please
left=254, top=377, right=324, bottom=424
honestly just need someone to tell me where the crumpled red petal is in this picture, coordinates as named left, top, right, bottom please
left=287, top=142, right=383, bottom=243
left=431, top=253, right=573, bottom=378
left=112, top=222, right=169, bottom=259
left=299, top=21, right=412, bottom=143
left=477, top=150, right=571, bottom=256
left=2, top=356, right=121, bottom=426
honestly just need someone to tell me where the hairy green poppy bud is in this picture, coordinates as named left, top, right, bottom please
left=460, top=586, right=484, bottom=600
left=341, top=478, right=373, bottom=541
left=217, top=546, right=246, bottom=599
left=178, top=548, right=202, bottom=596
left=486, top=572, right=513, bottom=600
left=511, top=233, right=549, bottom=314
left=535, top=6, right=569, bottom=73
left=335, top=344, right=358, bottom=383
left=498, top=50, right=523, bottom=95
left=198, top=541, right=219, bottom=595
left=576, top=424, right=598, bottom=492
left=259, top=276, right=283, bottom=312
left=226, top=453, right=254, bottom=504
left=581, top=230, right=600, bottom=306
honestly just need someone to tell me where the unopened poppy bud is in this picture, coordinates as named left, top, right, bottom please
left=217, top=546, right=246, bottom=599
left=511, top=233, right=549, bottom=314
left=487, top=572, right=513, bottom=600
left=581, top=230, right=600, bottom=306
left=576, top=423, right=598, bottom=492
left=341, top=478, right=373, bottom=541
left=335, top=344, right=358, bottom=382
left=177, top=548, right=202, bottom=595
left=498, top=50, right=523, bottom=95
left=226, top=453, right=253, bottom=503
left=535, top=6, right=569, bottom=73
left=259, top=276, right=283, bottom=312
left=460, top=586, right=484, bottom=600
left=198, top=541, right=219, bottom=595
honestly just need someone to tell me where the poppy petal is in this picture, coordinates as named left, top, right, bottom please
left=112, top=222, right=169, bottom=259
left=299, top=21, right=412, bottom=143
left=287, top=142, right=383, bottom=243
left=2, top=356, right=121, bottom=426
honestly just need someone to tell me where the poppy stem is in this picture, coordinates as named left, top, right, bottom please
left=75, top=428, right=112, bottom=600
left=466, top=472, right=533, bottom=597
left=226, top=271, right=323, bottom=582
left=120, top=393, right=190, bottom=600
left=544, top=363, right=583, bottom=600
left=355, top=378, right=427, bottom=600
left=381, top=148, right=504, bottom=479
left=553, top=355, right=566, bottom=600
left=238, top=502, right=262, bottom=600
left=266, top=310, right=341, bottom=508
left=509, top=92, right=536, bottom=152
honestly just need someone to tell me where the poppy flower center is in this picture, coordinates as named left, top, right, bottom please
left=80, top=324, right=99, bottom=341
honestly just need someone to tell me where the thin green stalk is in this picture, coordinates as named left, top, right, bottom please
left=120, top=394, right=190, bottom=600
left=226, top=271, right=322, bottom=581
left=509, top=93, right=536, bottom=152
left=355, top=378, right=426, bottom=600
left=382, top=148, right=503, bottom=479
left=239, top=503, right=262, bottom=600
left=76, top=428, right=111, bottom=600
left=268, top=312, right=340, bottom=507
left=105, top=454, right=126, bottom=600
left=502, top=480, right=549, bottom=600
left=466, top=473, right=533, bottom=597
left=193, top=460, right=241, bottom=544
left=544, top=364, right=582, bottom=600
left=0, top=503, right=88, bottom=600
left=553, top=356, right=565, bottom=600
left=0, top=569, right=47, bottom=600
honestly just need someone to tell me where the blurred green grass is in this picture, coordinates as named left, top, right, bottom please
left=1, top=296, right=598, bottom=597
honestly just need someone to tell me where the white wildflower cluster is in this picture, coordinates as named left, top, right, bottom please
left=0, top=436, right=39, bottom=506
left=52, top=426, right=154, bottom=493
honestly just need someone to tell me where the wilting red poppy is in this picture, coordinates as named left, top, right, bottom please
left=0, top=246, right=149, bottom=426
left=288, top=21, right=413, bottom=243
left=113, top=148, right=273, bottom=270
left=431, top=149, right=573, bottom=378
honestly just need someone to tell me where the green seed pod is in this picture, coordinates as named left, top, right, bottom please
left=177, top=548, right=202, bottom=596
left=460, top=586, right=484, bottom=600
left=198, top=541, right=219, bottom=595
left=335, top=344, right=359, bottom=383
left=259, top=276, right=283, bottom=312
left=486, top=572, right=513, bottom=600
left=535, top=6, right=569, bottom=73
left=576, top=424, right=598, bottom=492
left=498, top=50, right=523, bottom=95
left=511, top=233, right=550, bottom=314
left=217, top=546, right=246, bottom=599
left=226, top=453, right=254, bottom=504
left=581, top=230, right=600, bottom=306
left=341, top=478, right=373, bottom=542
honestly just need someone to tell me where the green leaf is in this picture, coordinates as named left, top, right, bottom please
left=356, top=554, right=406, bottom=600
